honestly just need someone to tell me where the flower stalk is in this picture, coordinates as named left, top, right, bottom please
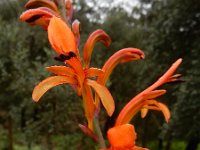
left=20, top=0, right=183, bottom=149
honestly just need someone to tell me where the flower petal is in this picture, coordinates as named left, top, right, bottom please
left=141, top=108, right=149, bottom=118
left=25, top=0, right=58, bottom=12
left=147, top=100, right=171, bottom=123
left=85, top=68, right=104, bottom=78
left=46, top=66, right=76, bottom=77
left=20, top=7, right=58, bottom=29
left=48, top=16, right=77, bottom=55
left=98, top=48, right=145, bottom=85
left=32, top=76, right=77, bottom=102
left=107, top=124, right=136, bottom=149
left=83, top=29, right=111, bottom=68
left=82, top=83, right=95, bottom=130
left=86, top=79, right=115, bottom=116
left=95, top=48, right=144, bottom=110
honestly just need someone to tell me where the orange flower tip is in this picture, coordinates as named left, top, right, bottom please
left=107, top=124, right=136, bottom=148
left=25, top=0, right=58, bottom=12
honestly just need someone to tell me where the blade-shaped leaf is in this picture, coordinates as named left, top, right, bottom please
left=32, top=76, right=77, bottom=102
left=87, top=79, right=115, bottom=116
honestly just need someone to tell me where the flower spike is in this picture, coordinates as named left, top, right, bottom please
left=83, top=29, right=111, bottom=68
left=25, top=0, right=58, bottom=12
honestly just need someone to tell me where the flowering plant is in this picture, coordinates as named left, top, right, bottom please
left=20, top=0, right=182, bottom=149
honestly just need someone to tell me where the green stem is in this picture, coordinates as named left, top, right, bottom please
left=93, top=117, right=106, bottom=148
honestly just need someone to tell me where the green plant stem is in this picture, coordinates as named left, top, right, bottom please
left=94, top=117, right=106, bottom=148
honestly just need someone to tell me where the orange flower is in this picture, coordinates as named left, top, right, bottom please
left=115, top=58, right=182, bottom=126
left=101, top=124, right=148, bottom=150
left=32, top=16, right=114, bottom=129
left=103, top=59, right=182, bottom=150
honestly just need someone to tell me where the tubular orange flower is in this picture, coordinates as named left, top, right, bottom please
left=32, top=16, right=115, bottom=130
left=115, top=59, right=182, bottom=126
left=83, top=29, right=112, bottom=68
left=95, top=48, right=145, bottom=111
left=103, top=59, right=182, bottom=150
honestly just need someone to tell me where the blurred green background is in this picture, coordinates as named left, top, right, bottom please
left=0, top=0, right=200, bottom=149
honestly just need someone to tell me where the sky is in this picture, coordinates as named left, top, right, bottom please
left=87, top=0, right=140, bottom=13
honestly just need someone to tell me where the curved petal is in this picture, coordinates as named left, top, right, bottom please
left=46, top=66, right=76, bottom=77
left=20, top=7, right=58, bottom=29
left=147, top=100, right=171, bottom=123
left=141, top=108, right=149, bottom=118
left=25, top=0, right=58, bottom=12
left=83, top=29, right=111, bottom=68
left=86, top=79, right=115, bottom=116
left=107, top=124, right=136, bottom=149
left=82, top=83, right=95, bottom=130
left=32, top=76, right=77, bottom=102
left=95, top=48, right=144, bottom=109
left=48, top=16, right=77, bottom=55
left=85, top=68, right=104, bottom=78
left=98, top=48, right=145, bottom=85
